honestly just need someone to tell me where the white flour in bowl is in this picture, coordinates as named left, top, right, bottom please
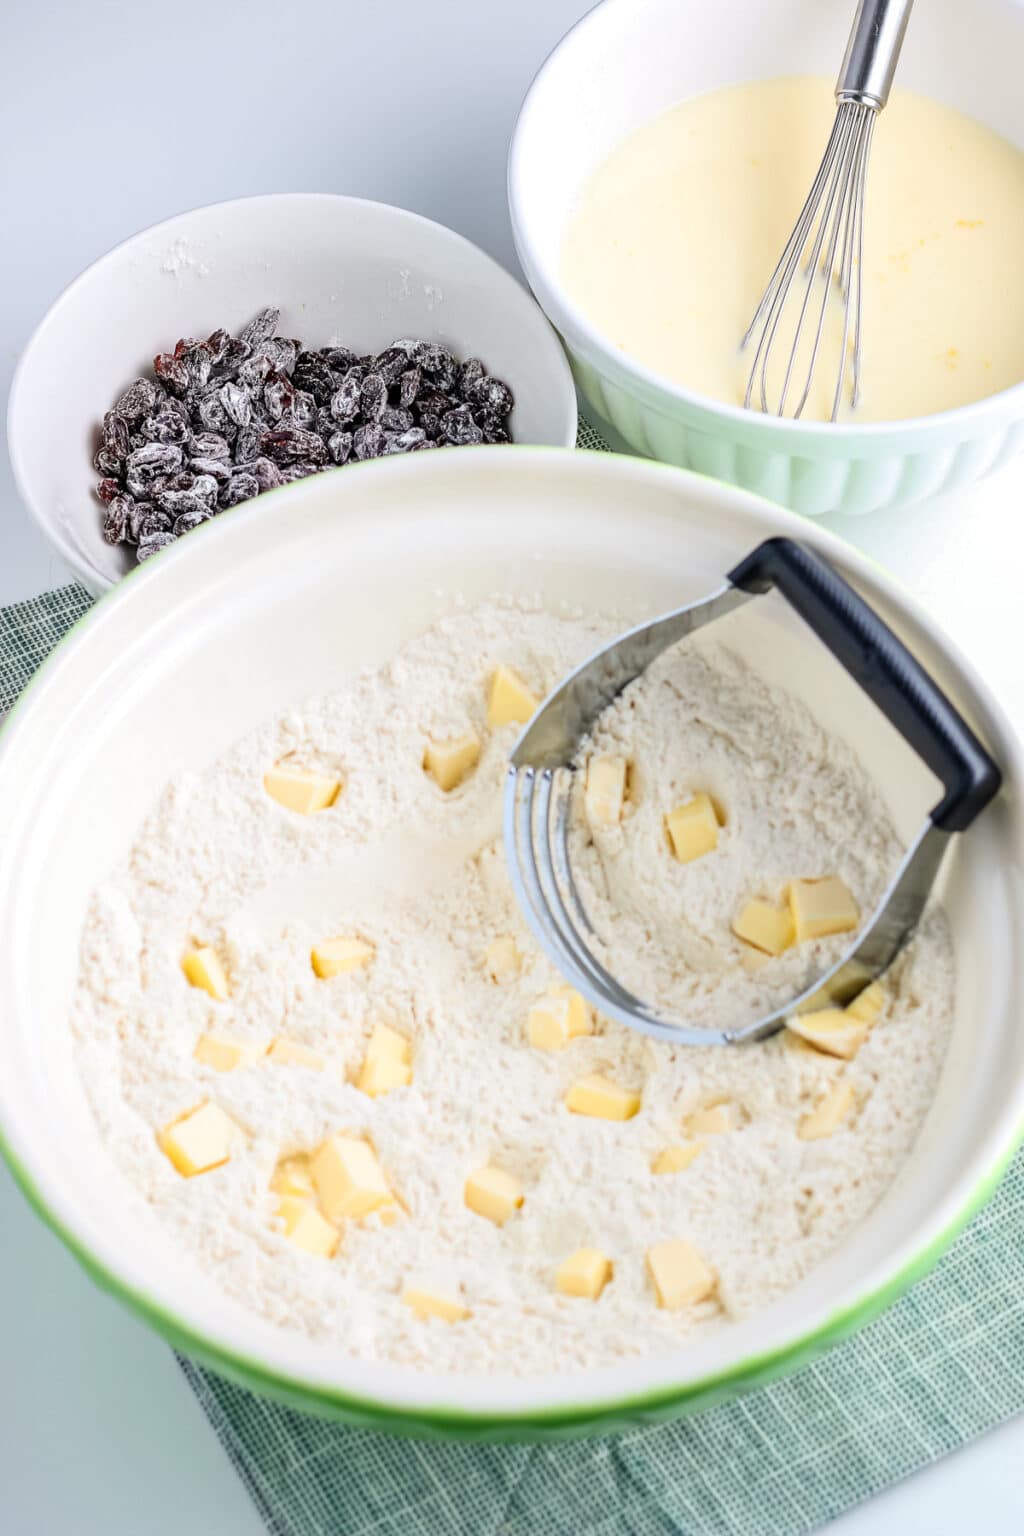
left=71, top=599, right=953, bottom=1374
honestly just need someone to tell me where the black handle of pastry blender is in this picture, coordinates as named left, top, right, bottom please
left=728, top=537, right=1001, bottom=832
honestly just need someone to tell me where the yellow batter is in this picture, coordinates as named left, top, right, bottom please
left=562, top=77, right=1024, bottom=422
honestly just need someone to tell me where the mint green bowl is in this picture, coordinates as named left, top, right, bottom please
left=0, top=448, right=1021, bottom=1438
left=509, top=0, right=1024, bottom=516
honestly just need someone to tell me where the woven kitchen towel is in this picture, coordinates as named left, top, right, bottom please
left=2, top=435, right=1023, bottom=1535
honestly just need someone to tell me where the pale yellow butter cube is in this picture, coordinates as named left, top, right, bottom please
left=483, top=936, right=522, bottom=983
left=193, top=1034, right=264, bottom=1072
left=799, top=1079, right=857, bottom=1141
left=685, top=1102, right=737, bottom=1136
left=788, top=876, right=860, bottom=943
left=464, top=1165, right=524, bottom=1225
left=647, top=1240, right=716, bottom=1310
left=312, top=1134, right=393, bottom=1222
left=423, top=730, right=480, bottom=791
left=565, top=1073, right=641, bottom=1121
left=263, top=764, right=341, bottom=814
left=311, top=936, right=375, bottom=979
left=487, top=666, right=539, bottom=727
left=271, top=1157, right=315, bottom=1200
left=550, top=985, right=593, bottom=1038
left=786, top=1009, right=869, bottom=1061
left=358, top=1053, right=413, bottom=1098
left=733, top=899, right=795, bottom=957
left=159, top=1102, right=245, bottom=1177
left=665, top=793, right=719, bottom=864
left=268, top=1037, right=325, bottom=1070
left=276, top=1197, right=340, bottom=1258
left=847, top=981, right=887, bottom=1026
left=556, top=1248, right=613, bottom=1300
left=585, top=755, right=628, bottom=825
left=528, top=996, right=571, bottom=1052
left=181, top=946, right=230, bottom=1001
left=652, top=1141, right=704, bottom=1175
left=402, top=1284, right=471, bottom=1323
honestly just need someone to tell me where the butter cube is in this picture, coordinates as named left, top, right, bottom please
left=358, top=1053, right=413, bottom=1098
left=311, top=936, right=375, bottom=978
left=528, top=995, right=571, bottom=1051
left=268, top=1037, right=325, bottom=1070
left=556, top=1248, right=613, bottom=1300
left=182, top=946, right=230, bottom=1001
left=423, top=730, right=480, bottom=791
left=159, top=1102, right=245, bottom=1177
left=271, top=1157, right=315, bottom=1200
left=402, top=1284, right=471, bottom=1323
left=464, top=1165, right=524, bottom=1225
left=665, top=793, right=720, bottom=864
left=550, top=985, right=593, bottom=1038
left=193, top=1034, right=264, bottom=1072
left=799, top=1079, right=857, bottom=1141
left=566, top=1073, right=641, bottom=1121
left=647, top=1240, right=716, bottom=1310
left=585, top=755, right=628, bottom=825
left=786, top=1009, right=869, bottom=1061
left=733, top=899, right=795, bottom=957
left=312, top=1135, right=393, bottom=1222
left=276, top=1198, right=340, bottom=1258
left=483, top=936, right=522, bottom=983
left=487, top=666, right=539, bottom=727
left=652, top=1141, right=704, bottom=1175
left=685, top=1102, right=737, bottom=1136
left=365, top=1023, right=411, bottom=1063
left=789, top=876, right=860, bottom=943
left=263, top=764, right=341, bottom=815
left=847, top=981, right=887, bottom=1025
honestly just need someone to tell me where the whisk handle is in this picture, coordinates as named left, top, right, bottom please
left=836, top=0, right=914, bottom=109
left=728, top=537, right=1001, bottom=833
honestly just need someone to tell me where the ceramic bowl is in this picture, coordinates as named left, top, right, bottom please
left=0, top=446, right=1021, bottom=1438
left=7, top=193, right=577, bottom=596
left=508, top=0, right=1024, bottom=516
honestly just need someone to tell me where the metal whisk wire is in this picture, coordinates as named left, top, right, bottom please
left=742, top=0, right=913, bottom=422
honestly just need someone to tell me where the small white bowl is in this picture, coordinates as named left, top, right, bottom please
left=0, top=448, right=1020, bottom=1438
left=8, top=193, right=577, bottom=595
left=509, top=0, right=1024, bottom=516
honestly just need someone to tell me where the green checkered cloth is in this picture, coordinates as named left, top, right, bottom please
left=3, top=431, right=1023, bottom=1534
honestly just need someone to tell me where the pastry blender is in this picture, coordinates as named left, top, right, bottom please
left=504, top=537, right=1001, bottom=1044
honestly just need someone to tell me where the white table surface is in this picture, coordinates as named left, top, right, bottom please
left=2, top=2, right=1023, bottom=1531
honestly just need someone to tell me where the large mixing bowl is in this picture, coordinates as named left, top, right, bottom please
left=0, top=447, right=1020, bottom=1438
left=509, top=0, right=1024, bottom=516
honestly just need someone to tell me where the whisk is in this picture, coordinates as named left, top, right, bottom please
left=742, top=0, right=915, bottom=421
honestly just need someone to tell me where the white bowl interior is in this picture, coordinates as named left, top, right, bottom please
left=513, top=0, right=1024, bottom=359
left=9, top=194, right=576, bottom=595
left=0, top=448, right=1021, bottom=1421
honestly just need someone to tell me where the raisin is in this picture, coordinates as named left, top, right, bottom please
left=237, top=353, right=272, bottom=393
left=196, top=392, right=233, bottom=435
left=292, top=350, right=335, bottom=403
left=135, top=509, right=173, bottom=540
left=415, top=342, right=457, bottom=390
left=278, top=462, right=321, bottom=483
left=260, top=427, right=326, bottom=465
left=251, top=456, right=282, bottom=491
left=382, top=406, right=414, bottom=432
left=204, top=328, right=231, bottom=364
left=239, top=307, right=281, bottom=349
left=458, top=357, right=485, bottom=396
left=322, top=345, right=359, bottom=371
left=360, top=372, right=387, bottom=422
left=398, top=367, right=422, bottom=408
left=189, top=455, right=233, bottom=487
left=113, top=378, right=159, bottom=422
left=284, top=390, right=316, bottom=431
left=189, top=431, right=231, bottom=460
left=441, top=405, right=483, bottom=445
left=473, top=376, right=514, bottom=416
left=220, top=381, right=251, bottom=427
left=353, top=422, right=386, bottom=460
left=234, top=424, right=261, bottom=464
left=137, top=531, right=177, bottom=561
left=155, top=487, right=212, bottom=519
left=264, top=372, right=294, bottom=422
left=330, top=373, right=361, bottom=423
left=373, top=346, right=408, bottom=386
left=139, top=406, right=190, bottom=446
left=96, top=477, right=121, bottom=504
left=102, top=494, right=133, bottom=543
left=220, top=472, right=261, bottom=509
left=327, top=430, right=353, bottom=465
left=181, top=345, right=212, bottom=392
left=173, top=508, right=213, bottom=536
left=126, top=442, right=184, bottom=490
left=154, top=352, right=190, bottom=396
left=386, top=427, right=427, bottom=453
left=260, top=337, right=298, bottom=374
